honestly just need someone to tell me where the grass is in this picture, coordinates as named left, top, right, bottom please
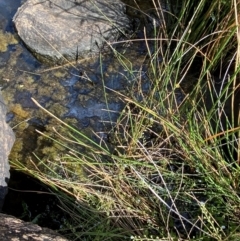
left=10, top=0, right=240, bottom=240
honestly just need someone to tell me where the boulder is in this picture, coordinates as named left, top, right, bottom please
left=0, top=91, right=15, bottom=211
left=13, top=0, right=130, bottom=63
left=0, top=213, right=69, bottom=241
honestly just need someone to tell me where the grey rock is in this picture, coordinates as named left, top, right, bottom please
left=0, top=91, right=15, bottom=210
left=13, top=0, right=130, bottom=63
left=0, top=213, right=69, bottom=241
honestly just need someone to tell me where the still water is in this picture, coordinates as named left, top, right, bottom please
left=0, top=0, right=153, bottom=166
left=0, top=0, right=151, bottom=228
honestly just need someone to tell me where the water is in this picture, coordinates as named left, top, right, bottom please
left=0, top=0, right=152, bottom=226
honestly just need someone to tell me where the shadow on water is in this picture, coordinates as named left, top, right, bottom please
left=0, top=0, right=23, bottom=32
left=2, top=170, right=68, bottom=230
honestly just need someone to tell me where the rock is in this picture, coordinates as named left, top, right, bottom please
left=0, top=91, right=67, bottom=241
left=13, top=0, right=130, bottom=63
left=0, top=213, right=69, bottom=241
left=0, top=91, right=15, bottom=211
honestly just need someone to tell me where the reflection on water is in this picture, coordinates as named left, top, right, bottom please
left=0, top=0, right=23, bottom=32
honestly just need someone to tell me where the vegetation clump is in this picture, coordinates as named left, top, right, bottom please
left=10, top=0, right=240, bottom=240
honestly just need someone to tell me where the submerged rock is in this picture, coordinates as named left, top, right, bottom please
left=13, top=0, right=130, bottom=63
left=0, top=91, right=15, bottom=210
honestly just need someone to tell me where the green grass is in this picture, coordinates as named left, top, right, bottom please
left=10, top=0, right=240, bottom=240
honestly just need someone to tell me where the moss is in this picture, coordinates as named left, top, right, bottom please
left=0, top=30, right=18, bottom=52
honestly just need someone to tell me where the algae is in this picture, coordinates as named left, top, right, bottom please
left=9, top=138, right=23, bottom=161
left=1, top=29, right=150, bottom=182
left=10, top=104, right=30, bottom=119
left=53, top=70, right=67, bottom=78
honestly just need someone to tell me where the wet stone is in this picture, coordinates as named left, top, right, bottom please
left=0, top=91, right=15, bottom=210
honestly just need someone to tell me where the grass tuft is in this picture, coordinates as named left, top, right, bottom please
left=10, top=0, right=240, bottom=240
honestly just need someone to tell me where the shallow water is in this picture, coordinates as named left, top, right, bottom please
left=0, top=0, right=150, bottom=227
left=0, top=0, right=155, bottom=174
